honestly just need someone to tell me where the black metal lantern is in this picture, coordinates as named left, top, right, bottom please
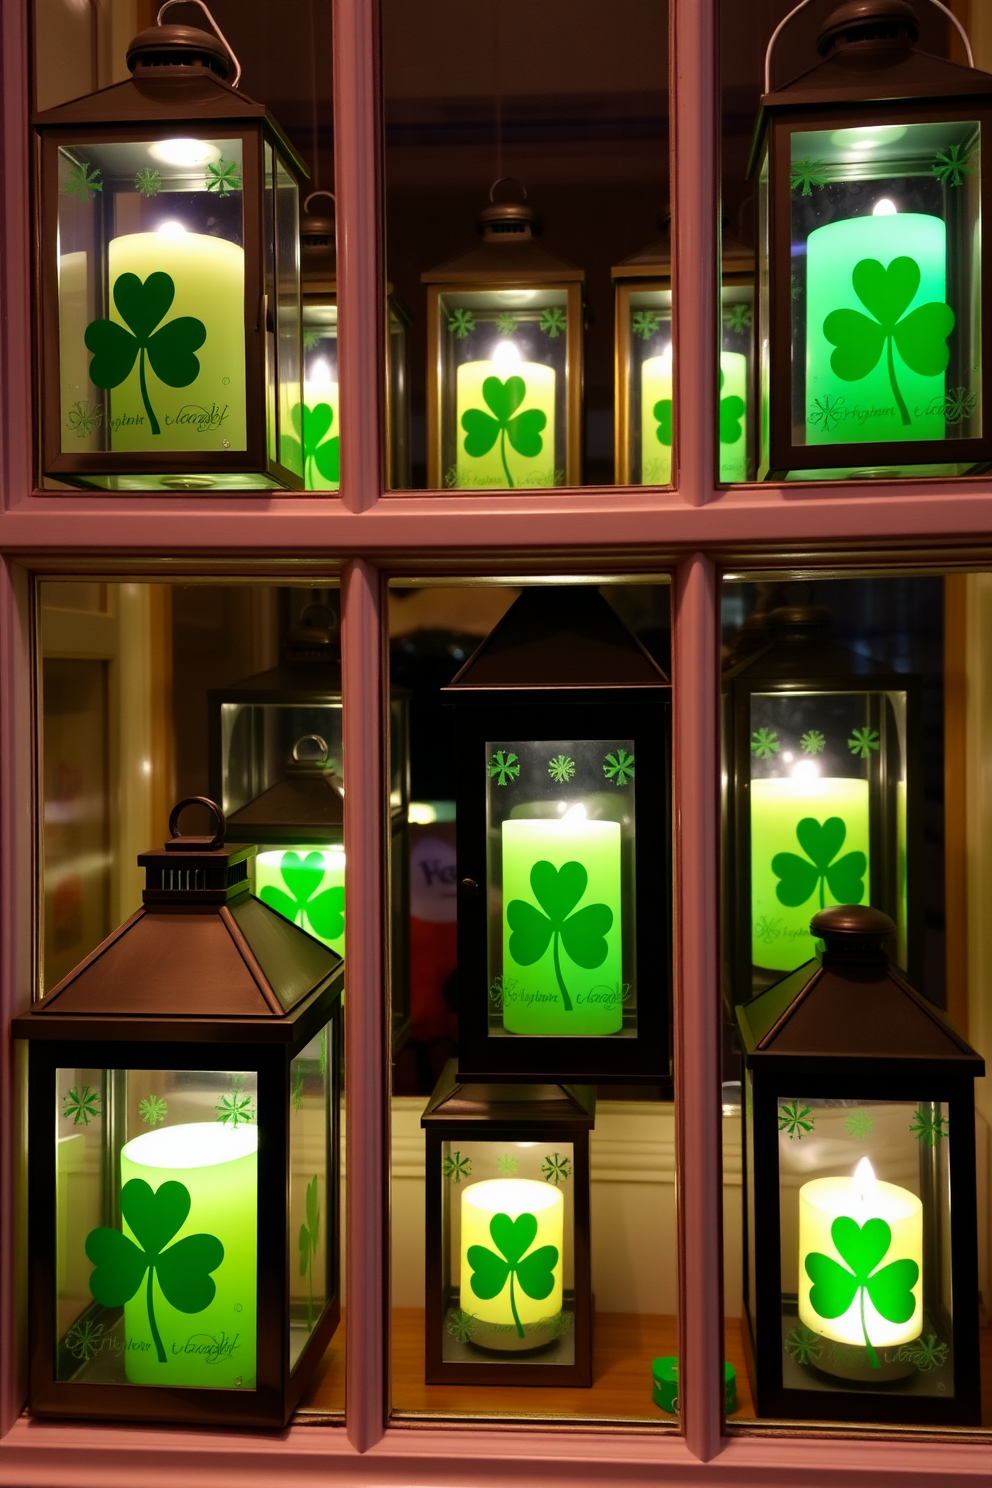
left=423, top=180, right=584, bottom=491
left=750, top=0, right=992, bottom=481
left=13, top=799, right=343, bottom=1427
left=208, top=602, right=411, bottom=1044
left=445, top=586, right=671, bottom=1085
left=612, top=220, right=755, bottom=484
left=35, top=20, right=306, bottom=492
left=723, top=604, right=922, bottom=1006
left=421, top=1061, right=594, bottom=1386
left=737, top=905, right=984, bottom=1426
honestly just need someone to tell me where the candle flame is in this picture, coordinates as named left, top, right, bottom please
left=492, top=339, right=521, bottom=370
left=308, top=357, right=334, bottom=389
left=156, top=221, right=188, bottom=239
left=855, top=1155, right=877, bottom=1205
left=791, top=760, right=819, bottom=781
left=562, top=803, right=587, bottom=822
left=873, top=198, right=898, bottom=217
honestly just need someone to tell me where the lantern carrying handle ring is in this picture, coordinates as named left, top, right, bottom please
left=156, top=0, right=242, bottom=88
left=763, top=0, right=972, bottom=93
left=489, top=177, right=528, bottom=204
left=169, top=796, right=226, bottom=850
left=304, top=190, right=336, bottom=216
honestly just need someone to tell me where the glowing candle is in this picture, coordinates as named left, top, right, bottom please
left=501, top=814, right=623, bottom=1036
left=118, top=1122, right=257, bottom=1388
left=254, top=845, right=346, bottom=956
left=640, top=348, right=672, bottom=484
left=459, top=1178, right=563, bottom=1349
left=456, top=341, right=556, bottom=488
left=103, top=229, right=246, bottom=454
left=751, top=773, right=870, bottom=971
left=799, top=1157, right=922, bottom=1359
left=719, top=350, right=748, bottom=482
left=303, top=353, right=340, bottom=491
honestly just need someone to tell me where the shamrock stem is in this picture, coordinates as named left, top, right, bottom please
left=509, top=1271, right=524, bottom=1339
left=499, top=426, right=514, bottom=488
left=860, top=1286, right=879, bottom=1370
left=886, top=336, right=911, bottom=427
left=138, top=347, right=161, bottom=436
left=146, top=1266, right=166, bottom=1364
left=818, top=873, right=826, bottom=910
left=552, top=932, right=573, bottom=1012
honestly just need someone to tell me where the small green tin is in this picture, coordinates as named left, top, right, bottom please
left=651, top=1356, right=737, bottom=1414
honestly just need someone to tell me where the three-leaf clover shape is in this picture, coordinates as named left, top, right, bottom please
left=467, top=1211, right=559, bottom=1339
left=260, top=850, right=344, bottom=943
left=772, top=816, right=866, bottom=911
left=298, top=1175, right=321, bottom=1329
left=654, top=395, right=673, bottom=449
left=719, top=367, right=745, bottom=446
left=282, top=402, right=340, bottom=487
left=461, top=376, right=546, bottom=488
left=805, top=1215, right=918, bottom=1369
left=85, top=1178, right=224, bottom=1364
left=507, top=860, right=612, bottom=1012
left=85, top=272, right=206, bottom=436
left=822, top=256, right=954, bottom=428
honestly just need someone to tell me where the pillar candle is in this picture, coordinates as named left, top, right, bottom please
left=456, top=359, right=556, bottom=488
left=303, top=348, right=340, bottom=491
left=799, top=1158, right=922, bottom=1352
left=719, top=350, right=749, bottom=482
left=254, top=845, right=346, bottom=957
left=805, top=212, right=947, bottom=446
left=459, top=1177, right=563, bottom=1348
left=104, top=230, right=246, bottom=454
left=118, top=1122, right=257, bottom=1388
left=502, top=817, right=623, bottom=1036
left=640, top=350, right=672, bottom=484
left=751, top=776, right=870, bottom=971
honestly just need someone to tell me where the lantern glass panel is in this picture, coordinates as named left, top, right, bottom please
left=275, top=158, right=303, bottom=478
left=437, top=290, right=568, bottom=490
left=301, top=305, right=340, bottom=490
left=720, top=286, right=753, bottom=482
left=55, top=1066, right=259, bottom=1390
left=219, top=701, right=343, bottom=818
left=57, top=137, right=247, bottom=464
left=289, top=1028, right=333, bottom=1370
left=776, top=1095, right=953, bottom=1401
left=789, top=122, right=981, bottom=455
left=439, top=1138, right=576, bottom=1364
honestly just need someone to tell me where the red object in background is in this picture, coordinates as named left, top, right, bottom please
left=408, top=822, right=457, bottom=1042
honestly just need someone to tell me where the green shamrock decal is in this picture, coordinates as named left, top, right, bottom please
left=282, top=402, right=340, bottom=487
left=805, top=1215, right=919, bottom=1369
left=772, top=816, right=866, bottom=911
left=719, top=367, right=745, bottom=446
left=467, top=1211, right=559, bottom=1339
left=822, top=256, right=954, bottom=428
left=461, top=376, right=546, bottom=488
left=84, top=272, right=206, bottom=437
left=298, top=1174, right=321, bottom=1330
left=507, top=860, right=612, bottom=1012
left=654, top=397, right=672, bottom=448
left=260, top=850, right=345, bottom=943
left=85, top=1178, right=224, bottom=1364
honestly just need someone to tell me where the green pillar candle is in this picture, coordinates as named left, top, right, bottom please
left=255, top=845, right=345, bottom=957
left=118, top=1122, right=257, bottom=1388
left=750, top=776, right=870, bottom=972
left=805, top=211, right=947, bottom=446
left=501, top=816, right=623, bottom=1035
left=456, top=349, right=556, bottom=488
left=459, top=1177, right=563, bottom=1350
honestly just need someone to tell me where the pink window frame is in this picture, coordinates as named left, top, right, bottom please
left=2, top=0, right=992, bottom=1480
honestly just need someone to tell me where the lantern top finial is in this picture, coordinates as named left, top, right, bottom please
left=810, top=903, right=896, bottom=960
left=817, top=1, right=920, bottom=60
left=126, top=24, right=232, bottom=80
left=478, top=179, right=540, bottom=243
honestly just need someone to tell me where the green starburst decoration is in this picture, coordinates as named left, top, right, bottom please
left=133, top=167, right=161, bottom=198
left=723, top=303, right=753, bottom=333
left=603, top=748, right=635, bottom=786
left=138, top=1094, right=168, bottom=1127
left=848, top=726, right=880, bottom=759
left=216, top=1091, right=255, bottom=1128
left=896, top=1332, right=949, bottom=1372
left=448, top=308, right=475, bottom=339
left=778, top=1100, right=814, bottom=1139
left=933, top=143, right=975, bottom=188
left=548, top=754, right=576, bottom=783
left=488, top=750, right=520, bottom=786
left=750, top=727, right=780, bottom=760
left=801, top=729, right=826, bottom=755
left=910, top=1105, right=948, bottom=1147
left=943, top=385, right=978, bottom=424
left=206, top=158, right=242, bottom=196
left=62, top=1086, right=101, bottom=1126
left=66, top=399, right=104, bottom=437
left=62, top=161, right=102, bottom=202
left=65, top=1318, right=105, bottom=1361
left=542, top=1151, right=571, bottom=1185
left=447, top=1308, right=477, bottom=1342
left=809, top=394, right=848, bottom=432
left=443, top=1150, right=472, bottom=1182
left=785, top=1324, right=823, bottom=1366
left=540, top=307, right=567, bottom=338
left=496, top=1153, right=519, bottom=1176
left=790, top=158, right=829, bottom=196
left=632, top=310, right=661, bottom=340
left=845, top=1108, right=874, bottom=1140
left=495, top=312, right=517, bottom=334
left=303, top=327, right=322, bottom=351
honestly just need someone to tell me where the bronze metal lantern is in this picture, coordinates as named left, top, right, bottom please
left=14, top=799, right=343, bottom=1427
left=423, top=180, right=584, bottom=491
left=737, top=906, right=984, bottom=1426
left=750, top=0, right=992, bottom=481
left=35, top=20, right=306, bottom=491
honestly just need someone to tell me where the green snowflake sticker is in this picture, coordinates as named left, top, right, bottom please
left=133, top=167, right=161, bottom=198
left=508, top=863, right=612, bottom=1012
left=443, top=1150, right=472, bottom=1182
left=809, top=393, right=847, bottom=432
left=604, top=748, right=635, bottom=786
left=790, top=158, right=829, bottom=196
left=785, top=1323, right=823, bottom=1365
left=773, top=816, right=866, bottom=911
left=778, top=1101, right=814, bottom=1139
left=66, top=399, right=104, bottom=437
left=723, top=303, right=753, bottom=333
left=496, top=1153, right=519, bottom=1176
left=206, top=158, right=242, bottom=196
left=65, top=1318, right=105, bottom=1361
left=896, top=1332, right=949, bottom=1372
left=216, top=1091, right=255, bottom=1128
left=542, top=1152, right=571, bottom=1185
left=845, top=1108, right=874, bottom=1140
left=750, top=727, right=780, bottom=760
left=63, top=1086, right=101, bottom=1126
left=632, top=310, right=661, bottom=340
left=447, top=1308, right=477, bottom=1342
left=910, top=1106, right=948, bottom=1147
left=139, top=1095, right=168, bottom=1127
left=495, top=313, right=517, bottom=334
left=62, top=161, right=102, bottom=202
left=467, top=1211, right=559, bottom=1339
left=933, top=143, right=975, bottom=188
left=801, top=729, right=826, bottom=755
left=303, top=327, right=322, bottom=351
left=540, top=307, right=567, bottom=338
left=488, top=750, right=520, bottom=785
left=943, top=385, right=978, bottom=424
left=448, top=308, right=475, bottom=339
left=848, top=727, right=880, bottom=759
left=805, top=1214, right=919, bottom=1369
left=548, top=754, right=576, bottom=783
left=85, top=271, right=206, bottom=437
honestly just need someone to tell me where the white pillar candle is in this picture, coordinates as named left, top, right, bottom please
left=460, top=1177, right=563, bottom=1348
left=303, top=354, right=340, bottom=491
left=640, top=349, right=672, bottom=484
left=719, top=350, right=748, bottom=482
left=456, top=358, right=556, bottom=488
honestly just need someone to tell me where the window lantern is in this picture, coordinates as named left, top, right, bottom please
left=723, top=604, right=922, bottom=1006
left=750, top=0, right=992, bottom=481
left=208, top=602, right=411, bottom=1042
left=421, top=1061, right=594, bottom=1386
left=445, top=586, right=671, bottom=1084
left=612, top=220, right=755, bottom=484
left=36, top=20, right=306, bottom=492
left=299, top=193, right=412, bottom=491
left=737, top=905, right=984, bottom=1426
left=13, top=798, right=343, bottom=1427
left=423, top=180, right=584, bottom=490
